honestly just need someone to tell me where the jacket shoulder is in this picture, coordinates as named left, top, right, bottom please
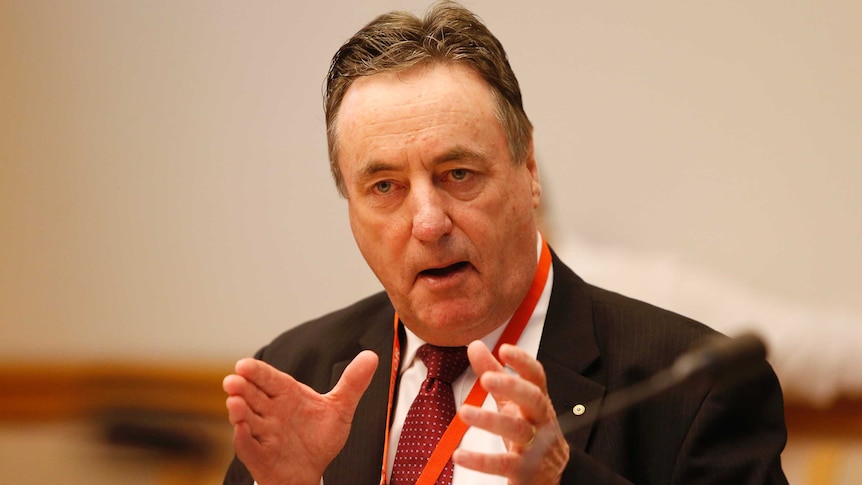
left=550, top=253, right=723, bottom=380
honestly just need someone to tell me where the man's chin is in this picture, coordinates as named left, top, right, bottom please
left=402, top=302, right=497, bottom=346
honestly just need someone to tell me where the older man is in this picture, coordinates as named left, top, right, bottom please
left=223, top=2, right=787, bottom=484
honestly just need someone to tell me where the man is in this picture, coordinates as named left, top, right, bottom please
left=223, top=2, right=788, bottom=484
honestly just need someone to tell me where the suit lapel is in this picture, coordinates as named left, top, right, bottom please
left=538, top=252, right=607, bottom=451
left=324, top=308, right=396, bottom=484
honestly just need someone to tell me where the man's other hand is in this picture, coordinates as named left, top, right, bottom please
left=454, top=342, right=569, bottom=484
left=223, top=351, right=379, bottom=485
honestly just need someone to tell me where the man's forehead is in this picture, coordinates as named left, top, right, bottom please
left=340, top=63, right=495, bottom=113
left=334, top=63, right=509, bottom=184
left=336, top=65, right=500, bottom=151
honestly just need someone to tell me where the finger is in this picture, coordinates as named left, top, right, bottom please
left=452, top=448, right=519, bottom=478
left=225, top=395, right=265, bottom=428
left=223, top=373, right=276, bottom=416
left=498, top=344, right=548, bottom=392
left=232, top=420, right=263, bottom=459
left=234, top=358, right=295, bottom=398
left=467, top=340, right=504, bottom=376
left=480, top=371, right=548, bottom=423
left=225, top=394, right=250, bottom=425
left=223, top=373, right=245, bottom=395
left=459, top=404, right=536, bottom=447
left=327, top=350, right=378, bottom=413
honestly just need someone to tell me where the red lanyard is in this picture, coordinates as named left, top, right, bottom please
left=379, top=235, right=552, bottom=485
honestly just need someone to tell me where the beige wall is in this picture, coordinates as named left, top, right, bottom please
left=1, top=0, right=860, bottom=363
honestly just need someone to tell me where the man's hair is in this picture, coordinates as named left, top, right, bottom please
left=324, top=0, right=532, bottom=196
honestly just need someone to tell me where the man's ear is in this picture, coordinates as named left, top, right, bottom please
left=524, top=138, right=542, bottom=209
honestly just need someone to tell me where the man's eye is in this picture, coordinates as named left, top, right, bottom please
left=450, top=169, right=469, bottom=181
left=374, top=181, right=393, bottom=193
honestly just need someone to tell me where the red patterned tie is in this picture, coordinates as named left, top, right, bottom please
left=391, top=344, right=470, bottom=485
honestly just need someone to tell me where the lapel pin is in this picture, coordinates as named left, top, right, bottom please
left=572, top=404, right=586, bottom=416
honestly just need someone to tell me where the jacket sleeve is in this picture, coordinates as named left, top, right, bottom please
left=561, top=451, right=634, bottom=484
left=223, top=456, right=254, bottom=485
left=670, top=361, right=788, bottom=484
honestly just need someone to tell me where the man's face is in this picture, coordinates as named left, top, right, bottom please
left=336, top=63, right=542, bottom=346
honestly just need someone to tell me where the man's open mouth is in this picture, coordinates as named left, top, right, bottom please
left=419, top=261, right=470, bottom=277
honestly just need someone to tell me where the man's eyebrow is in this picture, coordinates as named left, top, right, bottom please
left=433, top=147, right=485, bottom=165
left=355, top=161, right=397, bottom=181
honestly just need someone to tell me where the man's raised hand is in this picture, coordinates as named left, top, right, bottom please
left=223, top=351, right=378, bottom=485
left=454, top=342, right=569, bottom=484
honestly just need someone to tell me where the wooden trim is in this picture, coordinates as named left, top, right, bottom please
left=784, top=398, right=862, bottom=440
left=0, top=361, right=232, bottom=422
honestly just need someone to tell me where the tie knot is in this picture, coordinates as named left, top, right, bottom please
left=417, top=344, right=470, bottom=384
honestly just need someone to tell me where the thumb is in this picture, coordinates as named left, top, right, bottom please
left=328, top=350, right=379, bottom=412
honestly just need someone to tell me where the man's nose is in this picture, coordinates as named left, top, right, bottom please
left=410, top=185, right=453, bottom=242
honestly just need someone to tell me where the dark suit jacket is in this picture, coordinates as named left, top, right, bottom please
left=225, top=253, right=788, bottom=484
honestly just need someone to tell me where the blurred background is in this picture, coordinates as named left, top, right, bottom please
left=1, top=0, right=860, bottom=483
